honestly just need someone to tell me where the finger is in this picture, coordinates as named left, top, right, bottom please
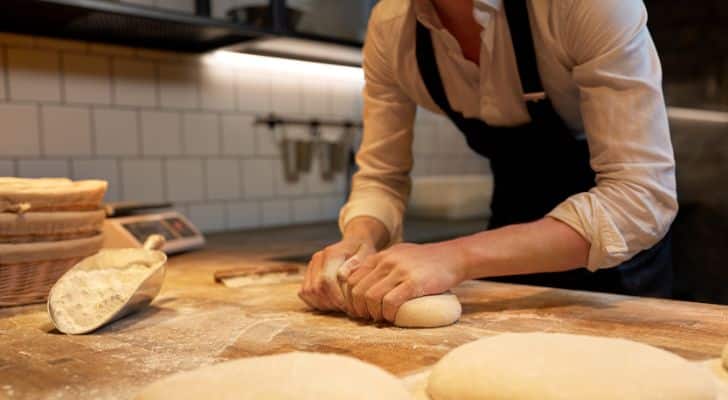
left=350, top=263, right=391, bottom=319
left=364, top=273, right=402, bottom=322
left=344, top=260, right=376, bottom=318
left=337, top=256, right=361, bottom=282
left=382, top=281, right=417, bottom=323
left=300, top=252, right=322, bottom=309
left=320, top=255, right=347, bottom=310
left=346, top=256, right=378, bottom=288
left=338, top=243, right=374, bottom=281
left=309, top=253, right=336, bottom=310
left=297, top=291, right=316, bottom=309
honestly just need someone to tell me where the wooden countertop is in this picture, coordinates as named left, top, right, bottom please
left=1, top=220, right=727, bottom=400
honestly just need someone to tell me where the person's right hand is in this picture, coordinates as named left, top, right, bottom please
left=298, top=238, right=376, bottom=312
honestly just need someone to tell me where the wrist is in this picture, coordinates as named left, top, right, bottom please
left=343, top=216, right=390, bottom=250
left=444, top=237, right=475, bottom=283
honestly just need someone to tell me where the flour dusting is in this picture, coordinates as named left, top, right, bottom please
left=50, top=262, right=153, bottom=334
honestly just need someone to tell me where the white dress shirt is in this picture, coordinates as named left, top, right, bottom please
left=339, top=0, right=677, bottom=270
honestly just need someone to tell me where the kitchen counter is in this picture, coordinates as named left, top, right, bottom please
left=1, top=219, right=727, bottom=399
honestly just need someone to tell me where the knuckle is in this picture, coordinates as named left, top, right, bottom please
left=382, top=292, right=398, bottom=307
left=364, top=290, right=379, bottom=303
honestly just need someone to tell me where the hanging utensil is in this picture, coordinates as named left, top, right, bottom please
left=278, top=124, right=299, bottom=183
left=296, top=123, right=317, bottom=173
left=332, top=124, right=356, bottom=174
left=319, top=125, right=343, bottom=181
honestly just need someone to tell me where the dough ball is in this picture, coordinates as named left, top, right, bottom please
left=394, top=293, right=461, bottom=328
left=136, top=352, right=411, bottom=400
left=723, top=341, right=728, bottom=371
left=427, top=332, right=715, bottom=400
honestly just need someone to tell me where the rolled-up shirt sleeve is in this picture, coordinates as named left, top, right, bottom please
left=338, top=7, right=417, bottom=244
left=547, top=0, right=678, bottom=270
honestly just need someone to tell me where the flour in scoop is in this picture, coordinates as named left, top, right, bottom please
left=50, top=262, right=152, bottom=334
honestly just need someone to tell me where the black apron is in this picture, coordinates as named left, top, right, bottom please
left=415, top=0, right=673, bottom=297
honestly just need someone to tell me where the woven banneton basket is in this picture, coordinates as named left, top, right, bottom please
left=0, top=234, right=104, bottom=306
left=0, top=178, right=107, bottom=306
left=0, top=257, right=87, bottom=306
left=0, top=210, right=106, bottom=243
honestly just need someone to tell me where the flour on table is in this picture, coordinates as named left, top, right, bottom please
left=427, top=332, right=716, bottom=400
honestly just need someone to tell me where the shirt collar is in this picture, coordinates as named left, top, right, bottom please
left=475, top=0, right=502, bottom=12
left=413, top=0, right=444, bottom=31
left=414, top=0, right=502, bottom=29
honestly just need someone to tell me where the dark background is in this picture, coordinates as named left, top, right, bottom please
left=645, top=1, right=728, bottom=304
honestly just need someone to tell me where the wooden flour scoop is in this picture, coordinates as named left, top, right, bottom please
left=47, top=235, right=167, bottom=334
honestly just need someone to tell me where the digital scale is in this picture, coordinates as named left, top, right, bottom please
left=102, top=202, right=205, bottom=254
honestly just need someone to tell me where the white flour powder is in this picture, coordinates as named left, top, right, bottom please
left=50, top=262, right=153, bottom=334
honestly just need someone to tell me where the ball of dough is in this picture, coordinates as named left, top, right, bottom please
left=394, top=293, right=462, bottom=328
left=722, top=341, right=728, bottom=371
left=136, top=352, right=411, bottom=400
left=427, top=333, right=715, bottom=400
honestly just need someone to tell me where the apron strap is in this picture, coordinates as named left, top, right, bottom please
left=415, top=22, right=465, bottom=123
left=502, top=0, right=544, bottom=96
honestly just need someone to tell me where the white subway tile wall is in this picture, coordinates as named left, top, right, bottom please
left=93, top=108, right=140, bottom=156
left=0, top=49, right=6, bottom=99
left=141, top=111, right=182, bottom=155
left=18, top=159, right=70, bottom=178
left=112, top=59, right=156, bottom=107
left=165, top=159, right=205, bottom=202
left=261, top=199, right=292, bottom=227
left=72, top=159, right=121, bottom=201
left=120, top=159, right=164, bottom=202
left=8, top=48, right=61, bottom=102
left=0, top=32, right=485, bottom=233
left=63, top=53, right=112, bottom=104
left=183, top=112, right=220, bottom=155
left=226, top=200, right=260, bottom=230
left=205, top=158, right=241, bottom=200
left=0, top=104, right=40, bottom=156
left=0, top=160, right=14, bottom=176
left=158, top=63, right=199, bottom=110
left=188, top=202, right=226, bottom=232
left=41, top=105, right=93, bottom=156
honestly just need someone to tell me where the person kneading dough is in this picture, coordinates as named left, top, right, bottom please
left=299, top=0, right=677, bottom=324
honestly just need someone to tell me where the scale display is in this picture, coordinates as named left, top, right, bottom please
left=103, top=211, right=205, bottom=254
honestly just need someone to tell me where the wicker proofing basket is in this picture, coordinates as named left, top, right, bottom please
left=0, top=177, right=107, bottom=306
left=0, top=257, right=87, bottom=306
left=0, top=230, right=104, bottom=307
left=0, top=209, right=106, bottom=243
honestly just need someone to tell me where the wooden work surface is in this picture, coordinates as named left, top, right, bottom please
left=1, top=221, right=727, bottom=399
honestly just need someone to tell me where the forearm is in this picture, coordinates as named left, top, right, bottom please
left=452, top=217, right=590, bottom=280
left=343, top=216, right=391, bottom=251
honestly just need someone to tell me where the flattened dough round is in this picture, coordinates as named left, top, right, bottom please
left=394, top=293, right=461, bottom=328
left=136, top=352, right=411, bottom=400
left=427, top=333, right=715, bottom=400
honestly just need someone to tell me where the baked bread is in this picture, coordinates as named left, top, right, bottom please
left=0, top=178, right=107, bottom=213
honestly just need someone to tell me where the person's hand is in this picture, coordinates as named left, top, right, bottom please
left=298, top=238, right=376, bottom=312
left=342, top=241, right=467, bottom=323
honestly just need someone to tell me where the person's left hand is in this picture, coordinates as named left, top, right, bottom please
left=339, top=241, right=468, bottom=323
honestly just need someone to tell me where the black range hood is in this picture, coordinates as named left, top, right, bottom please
left=0, top=0, right=269, bottom=52
left=0, top=0, right=364, bottom=63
